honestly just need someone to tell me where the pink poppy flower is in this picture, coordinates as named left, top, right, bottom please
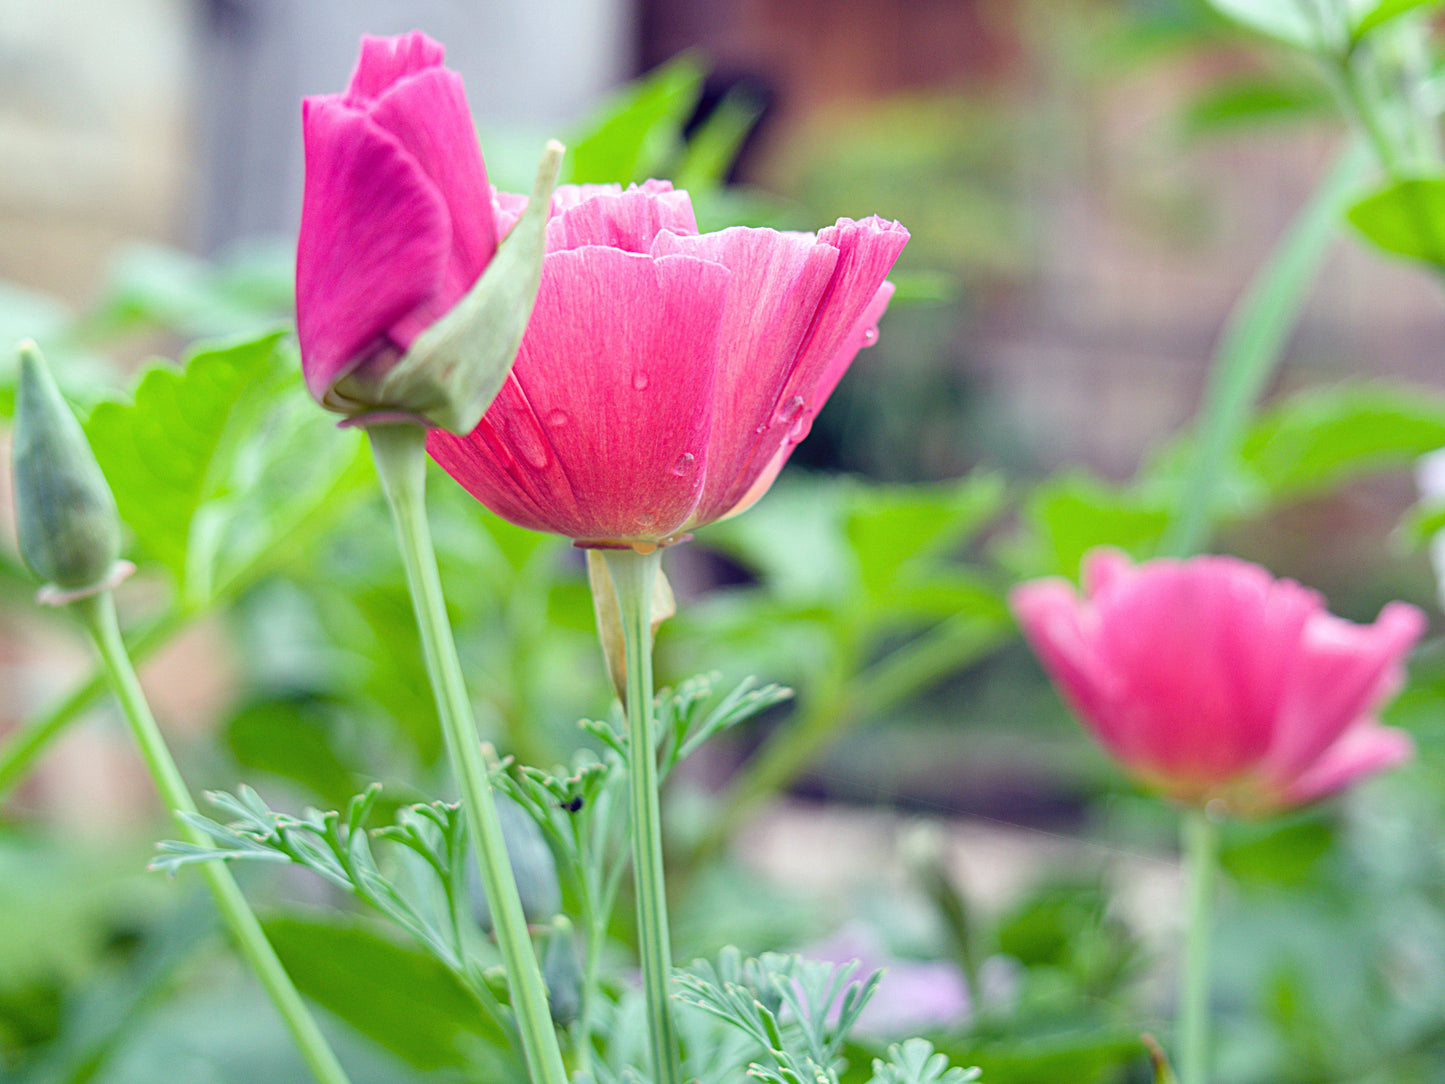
left=1009, top=548, right=1424, bottom=815
left=426, top=181, right=908, bottom=548
left=296, top=31, right=496, bottom=413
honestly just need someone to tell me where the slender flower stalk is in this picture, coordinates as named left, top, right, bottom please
left=1178, top=806, right=1219, bottom=1084
left=367, top=423, right=567, bottom=1084
left=599, top=545, right=681, bottom=1084
left=73, top=591, right=352, bottom=1084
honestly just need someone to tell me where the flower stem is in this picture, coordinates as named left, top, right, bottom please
left=367, top=424, right=567, bottom=1084
left=72, top=590, right=352, bottom=1084
left=599, top=546, right=681, bottom=1084
left=1178, top=805, right=1219, bottom=1084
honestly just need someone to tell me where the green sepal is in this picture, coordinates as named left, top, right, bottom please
left=349, top=139, right=565, bottom=434
left=12, top=340, right=128, bottom=600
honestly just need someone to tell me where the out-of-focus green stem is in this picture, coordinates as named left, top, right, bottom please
left=0, top=609, right=183, bottom=798
left=599, top=545, right=681, bottom=1084
left=1178, top=806, right=1219, bottom=1084
left=367, top=424, right=566, bottom=1084
left=72, top=590, right=352, bottom=1084
left=1159, top=141, right=1370, bottom=558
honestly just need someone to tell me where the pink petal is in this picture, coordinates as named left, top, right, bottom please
left=545, top=183, right=698, bottom=254
left=427, top=246, right=729, bottom=542
left=366, top=66, right=496, bottom=348
left=296, top=98, right=449, bottom=401
left=1277, top=722, right=1415, bottom=809
left=344, top=31, right=445, bottom=103
left=1262, top=600, right=1425, bottom=785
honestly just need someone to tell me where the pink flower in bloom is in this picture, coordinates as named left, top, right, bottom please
left=426, top=181, right=908, bottom=547
left=296, top=31, right=496, bottom=411
left=1010, top=548, right=1424, bottom=815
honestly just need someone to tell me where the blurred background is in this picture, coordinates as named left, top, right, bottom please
left=7, top=2, right=1445, bottom=1082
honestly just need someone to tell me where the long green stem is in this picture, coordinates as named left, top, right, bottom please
left=599, top=545, right=681, bottom=1084
left=1178, top=806, right=1219, bottom=1084
left=72, top=590, right=352, bottom=1084
left=1159, top=140, right=1370, bottom=558
left=367, top=424, right=567, bottom=1084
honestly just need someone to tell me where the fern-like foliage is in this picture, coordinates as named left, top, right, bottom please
left=868, top=1039, right=981, bottom=1084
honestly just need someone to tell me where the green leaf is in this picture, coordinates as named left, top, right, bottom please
left=85, top=331, right=365, bottom=605
left=1347, top=176, right=1445, bottom=266
left=223, top=696, right=362, bottom=810
left=1238, top=382, right=1445, bottom=495
left=85, top=332, right=288, bottom=587
left=1353, top=0, right=1445, bottom=37
left=672, top=84, right=767, bottom=192
left=1205, top=0, right=1323, bottom=48
left=261, top=915, right=520, bottom=1075
left=1023, top=473, right=1172, bottom=578
left=566, top=56, right=703, bottom=184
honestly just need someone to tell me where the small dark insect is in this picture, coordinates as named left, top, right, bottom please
left=558, top=795, right=584, bottom=813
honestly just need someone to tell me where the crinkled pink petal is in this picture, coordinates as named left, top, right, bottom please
left=427, top=246, right=729, bottom=542
left=1262, top=600, right=1426, bottom=786
left=296, top=98, right=449, bottom=400
left=1277, top=722, right=1415, bottom=809
left=344, top=31, right=445, bottom=103
left=366, top=66, right=496, bottom=347
left=545, top=183, right=698, bottom=254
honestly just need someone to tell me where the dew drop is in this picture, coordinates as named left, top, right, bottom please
left=754, top=423, right=769, bottom=436
left=777, top=395, right=805, bottom=424
left=546, top=408, right=570, bottom=427
left=672, top=452, right=696, bottom=477
left=632, top=540, right=658, bottom=556
left=788, top=410, right=814, bottom=444
left=504, top=415, right=551, bottom=470
left=635, top=511, right=658, bottom=528
left=861, top=325, right=880, bottom=347
left=631, top=369, right=650, bottom=391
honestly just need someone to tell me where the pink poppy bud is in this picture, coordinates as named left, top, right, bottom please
left=1009, top=548, right=1424, bottom=816
left=426, top=182, right=909, bottom=548
left=296, top=33, right=559, bottom=432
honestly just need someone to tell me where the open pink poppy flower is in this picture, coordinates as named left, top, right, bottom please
left=1010, top=548, right=1424, bottom=815
left=426, top=181, right=908, bottom=548
left=296, top=31, right=496, bottom=414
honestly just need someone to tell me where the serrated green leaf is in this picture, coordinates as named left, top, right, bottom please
left=261, top=916, right=519, bottom=1075
left=566, top=56, right=703, bottom=184
left=1347, top=176, right=1445, bottom=266
left=84, top=331, right=288, bottom=591
left=1238, top=382, right=1445, bottom=495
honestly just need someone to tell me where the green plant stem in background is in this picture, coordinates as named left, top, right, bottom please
left=1160, top=140, right=1369, bottom=558
left=600, top=545, right=682, bottom=1084
left=71, top=590, right=352, bottom=1084
left=1178, top=805, right=1219, bottom=1084
left=367, top=424, right=567, bottom=1084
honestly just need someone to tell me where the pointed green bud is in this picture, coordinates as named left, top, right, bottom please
left=12, top=340, right=132, bottom=604
left=368, top=139, right=565, bottom=434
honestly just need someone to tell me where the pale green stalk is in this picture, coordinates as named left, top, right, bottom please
left=72, top=590, right=352, bottom=1084
left=1178, top=806, right=1219, bottom=1084
left=599, top=545, right=682, bottom=1084
left=366, top=424, right=567, bottom=1084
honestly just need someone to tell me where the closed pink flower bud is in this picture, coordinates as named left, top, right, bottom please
left=426, top=181, right=908, bottom=548
left=297, top=32, right=497, bottom=415
left=1009, top=548, right=1424, bottom=816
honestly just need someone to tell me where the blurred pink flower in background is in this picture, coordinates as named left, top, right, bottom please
left=427, top=181, right=908, bottom=547
left=296, top=31, right=496, bottom=412
left=1010, top=548, right=1424, bottom=816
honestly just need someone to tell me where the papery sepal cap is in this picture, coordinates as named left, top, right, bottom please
left=330, top=140, right=565, bottom=433
left=12, top=341, right=133, bottom=604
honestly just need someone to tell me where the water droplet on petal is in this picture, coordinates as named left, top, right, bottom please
left=861, top=325, right=880, bottom=347
left=672, top=452, right=696, bottom=477
left=635, top=511, right=658, bottom=528
left=546, top=409, right=570, bottom=427
left=754, top=423, right=769, bottom=436
left=631, top=369, right=650, bottom=391
left=776, top=395, right=805, bottom=425
left=504, top=415, right=551, bottom=470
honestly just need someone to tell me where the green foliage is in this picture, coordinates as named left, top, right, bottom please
left=675, top=947, right=884, bottom=1084
left=869, top=1039, right=982, bottom=1084
left=566, top=56, right=705, bottom=186
left=1347, top=176, right=1445, bottom=266
left=84, top=331, right=367, bottom=606
left=262, top=915, right=519, bottom=1077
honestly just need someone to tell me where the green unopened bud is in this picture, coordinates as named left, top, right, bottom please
left=362, top=139, right=565, bottom=434
left=469, top=792, right=561, bottom=932
left=12, top=341, right=131, bottom=604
